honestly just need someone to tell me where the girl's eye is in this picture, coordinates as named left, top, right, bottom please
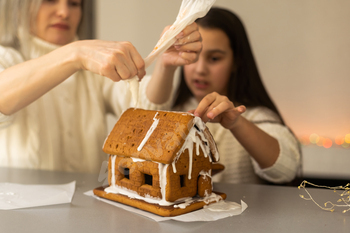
left=43, top=0, right=81, bottom=7
left=69, top=0, right=82, bottom=7
left=209, top=56, right=221, bottom=62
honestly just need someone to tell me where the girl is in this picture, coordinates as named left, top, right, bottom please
left=147, top=7, right=301, bottom=184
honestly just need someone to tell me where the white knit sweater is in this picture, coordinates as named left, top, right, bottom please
left=0, top=37, right=166, bottom=173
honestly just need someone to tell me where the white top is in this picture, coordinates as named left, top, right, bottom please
left=0, top=37, right=167, bottom=173
left=172, top=93, right=301, bottom=184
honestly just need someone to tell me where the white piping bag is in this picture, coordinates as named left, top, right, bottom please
left=127, top=0, right=216, bottom=107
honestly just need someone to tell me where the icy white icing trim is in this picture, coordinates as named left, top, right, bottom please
left=193, top=116, right=220, bottom=162
left=105, top=183, right=165, bottom=205
left=199, top=169, right=212, bottom=179
left=172, top=116, right=214, bottom=179
left=126, top=76, right=139, bottom=107
left=203, top=201, right=242, bottom=212
left=110, top=155, right=116, bottom=187
left=174, top=192, right=223, bottom=209
left=131, top=157, right=146, bottom=163
left=173, top=197, right=194, bottom=209
left=203, top=192, right=223, bottom=204
left=158, top=163, right=172, bottom=206
left=172, top=163, right=177, bottom=174
left=137, top=112, right=159, bottom=151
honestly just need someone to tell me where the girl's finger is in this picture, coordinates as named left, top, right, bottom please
left=176, top=22, right=199, bottom=39
left=175, top=30, right=201, bottom=45
left=207, top=101, right=233, bottom=119
left=175, top=40, right=202, bottom=53
left=194, top=93, right=217, bottom=117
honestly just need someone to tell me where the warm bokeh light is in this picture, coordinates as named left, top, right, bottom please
left=322, top=138, right=332, bottom=148
left=345, top=134, right=350, bottom=144
left=309, top=133, right=319, bottom=144
left=299, top=133, right=350, bottom=149
left=335, top=135, right=344, bottom=145
left=316, top=137, right=324, bottom=146
left=342, top=142, right=350, bottom=148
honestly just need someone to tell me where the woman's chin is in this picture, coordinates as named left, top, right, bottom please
left=43, top=35, right=74, bottom=46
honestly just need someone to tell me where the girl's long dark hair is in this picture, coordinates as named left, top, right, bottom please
left=173, top=7, right=285, bottom=125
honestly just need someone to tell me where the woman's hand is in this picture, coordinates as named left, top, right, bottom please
left=72, top=40, right=146, bottom=82
left=160, top=22, right=202, bottom=67
left=0, top=39, right=146, bottom=115
left=190, top=92, right=246, bottom=130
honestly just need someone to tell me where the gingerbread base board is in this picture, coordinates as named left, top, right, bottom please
left=93, top=186, right=226, bottom=217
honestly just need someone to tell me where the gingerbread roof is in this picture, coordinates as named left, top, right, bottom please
left=103, top=108, right=219, bottom=164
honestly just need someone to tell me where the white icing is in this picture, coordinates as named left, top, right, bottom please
left=131, top=157, right=146, bottom=163
left=194, top=117, right=220, bottom=162
left=110, top=155, right=116, bottom=187
left=105, top=184, right=164, bottom=205
left=203, top=192, right=223, bottom=204
left=199, top=169, right=212, bottom=179
left=172, top=162, right=177, bottom=174
left=126, top=76, right=139, bottom=107
left=173, top=197, right=193, bottom=209
left=186, top=128, right=195, bottom=179
left=137, top=112, right=159, bottom=151
left=158, top=163, right=172, bottom=205
left=203, top=201, right=241, bottom=212
left=174, top=192, right=223, bottom=209
left=172, top=116, right=215, bottom=180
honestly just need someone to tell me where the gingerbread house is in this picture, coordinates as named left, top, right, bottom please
left=93, top=108, right=226, bottom=216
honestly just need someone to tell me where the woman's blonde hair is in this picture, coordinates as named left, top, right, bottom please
left=0, top=0, right=42, bottom=49
left=0, top=0, right=91, bottom=53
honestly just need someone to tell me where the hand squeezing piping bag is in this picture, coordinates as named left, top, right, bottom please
left=126, top=0, right=216, bottom=107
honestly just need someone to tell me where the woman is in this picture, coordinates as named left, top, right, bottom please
left=147, top=7, right=301, bottom=184
left=0, top=0, right=202, bottom=173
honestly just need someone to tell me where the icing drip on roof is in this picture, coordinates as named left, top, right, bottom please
left=172, top=116, right=215, bottom=179
left=158, top=163, right=170, bottom=205
left=137, top=112, right=159, bottom=151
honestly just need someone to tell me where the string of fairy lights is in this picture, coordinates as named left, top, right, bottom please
left=298, top=180, right=350, bottom=213
left=298, top=133, right=350, bottom=149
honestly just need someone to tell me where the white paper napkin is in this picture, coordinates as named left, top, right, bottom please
left=84, top=190, right=247, bottom=222
left=0, top=181, right=76, bottom=210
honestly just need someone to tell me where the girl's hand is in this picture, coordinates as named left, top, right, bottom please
left=73, top=40, right=146, bottom=82
left=160, top=22, right=202, bottom=67
left=190, top=92, right=246, bottom=130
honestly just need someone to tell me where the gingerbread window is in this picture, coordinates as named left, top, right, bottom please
left=144, top=173, right=153, bottom=186
left=179, top=175, right=186, bottom=188
left=123, top=167, right=130, bottom=179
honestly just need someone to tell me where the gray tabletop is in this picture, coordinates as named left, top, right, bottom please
left=0, top=167, right=348, bottom=233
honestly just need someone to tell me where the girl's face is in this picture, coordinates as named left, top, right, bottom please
left=184, top=27, right=234, bottom=102
left=33, top=0, right=82, bottom=45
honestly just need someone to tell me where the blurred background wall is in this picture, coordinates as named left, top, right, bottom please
left=94, top=0, right=350, bottom=183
